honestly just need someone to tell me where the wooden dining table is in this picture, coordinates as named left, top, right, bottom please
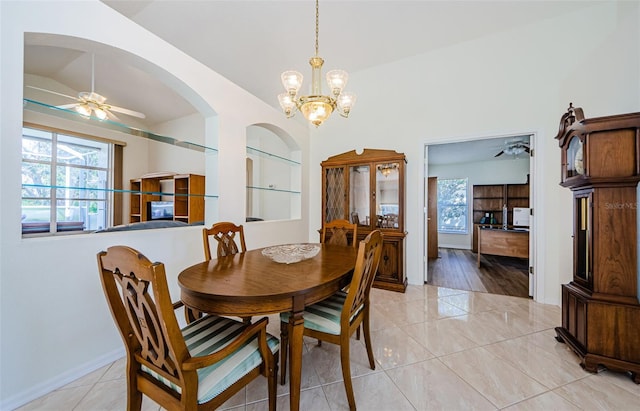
left=178, top=243, right=358, bottom=411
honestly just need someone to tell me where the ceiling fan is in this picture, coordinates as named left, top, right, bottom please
left=494, top=140, right=530, bottom=157
left=27, top=54, right=145, bottom=121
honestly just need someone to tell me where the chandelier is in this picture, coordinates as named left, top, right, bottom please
left=378, top=163, right=398, bottom=178
left=277, top=0, right=356, bottom=127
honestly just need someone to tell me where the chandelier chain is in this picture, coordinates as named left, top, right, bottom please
left=315, top=0, right=319, bottom=56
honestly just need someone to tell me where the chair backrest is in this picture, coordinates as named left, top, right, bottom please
left=322, top=219, right=358, bottom=248
left=342, top=230, right=383, bottom=326
left=203, top=221, right=247, bottom=260
left=97, top=246, right=189, bottom=390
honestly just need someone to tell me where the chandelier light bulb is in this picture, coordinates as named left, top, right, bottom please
left=337, top=92, right=356, bottom=117
left=281, top=71, right=303, bottom=97
left=326, top=70, right=348, bottom=96
left=278, top=93, right=296, bottom=117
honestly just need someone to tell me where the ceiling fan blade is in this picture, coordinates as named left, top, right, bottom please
left=26, top=85, right=77, bottom=101
left=105, top=109, right=121, bottom=122
left=108, top=104, right=146, bottom=119
left=494, top=151, right=505, bottom=157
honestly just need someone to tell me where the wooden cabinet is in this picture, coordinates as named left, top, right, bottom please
left=476, top=227, right=529, bottom=267
left=554, top=104, right=640, bottom=383
left=471, top=182, right=529, bottom=252
left=130, top=172, right=205, bottom=224
left=321, top=149, right=407, bottom=292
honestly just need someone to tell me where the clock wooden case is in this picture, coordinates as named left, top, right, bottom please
left=554, top=104, right=640, bottom=383
left=321, top=149, right=407, bottom=292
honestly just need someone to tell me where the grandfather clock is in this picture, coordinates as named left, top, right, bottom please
left=554, top=104, right=640, bottom=383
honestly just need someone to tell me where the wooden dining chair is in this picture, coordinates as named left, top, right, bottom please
left=321, top=219, right=358, bottom=248
left=200, top=221, right=251, bottom=323
left=98, top=245, right=278, bottom=411
left=202, top=221, right=247, bottom=260
left=279, top=230, right=383, bottom=410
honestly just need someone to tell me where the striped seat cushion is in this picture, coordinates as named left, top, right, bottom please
left=141, top=315, right=279, bottom=404
left=280, top=290, right=363, bottom=335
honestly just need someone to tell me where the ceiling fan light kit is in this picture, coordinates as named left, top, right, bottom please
left=494, top=141, right=530, bottom=158
left=278, top=0, right=356, bottom=127
left=26, top=53, right=145, bottom=122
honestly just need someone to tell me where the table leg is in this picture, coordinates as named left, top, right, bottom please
left=288, top=307, right=304, bottom=411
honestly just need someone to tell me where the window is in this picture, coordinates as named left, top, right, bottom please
left=437, top=178, right=468, bottom=234
left=21, top=126, right=121, bottom=235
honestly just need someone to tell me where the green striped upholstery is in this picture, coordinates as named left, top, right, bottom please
left=280, top=290, right=363, bottom=335
left=141, top=315, right=279, bottom=404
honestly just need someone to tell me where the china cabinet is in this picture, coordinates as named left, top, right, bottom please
left=554, top=104, right=640, bottom=383
left=321, top=149, right=407, bottom=292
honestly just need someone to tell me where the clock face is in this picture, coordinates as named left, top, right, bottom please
left=567, top=137, right=584, bottom=177
left=574, top=143, right=584, bottom=175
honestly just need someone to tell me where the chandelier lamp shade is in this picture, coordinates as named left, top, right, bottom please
left=278, top=0, right=356, bottom=127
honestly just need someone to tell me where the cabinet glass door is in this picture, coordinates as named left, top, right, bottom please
left=574, top=193, right=591, bottom=284
left=375, top=162, right=400, bottom=229
left=325, top=167, right=347, bottom=222
left=349, top=165, right=370, bottom=226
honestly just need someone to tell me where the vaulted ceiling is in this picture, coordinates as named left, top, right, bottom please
left=23, top=1, right=598, bottom=161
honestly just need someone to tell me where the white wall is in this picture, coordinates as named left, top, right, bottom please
left=0, top=1, right=310, bottom=409
left=310, top=1, right=640, bottom=307
left=429, top=158, right=529, bottom=249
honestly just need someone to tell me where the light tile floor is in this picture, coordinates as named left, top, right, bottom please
left=17, top=285, right=640, bottom=410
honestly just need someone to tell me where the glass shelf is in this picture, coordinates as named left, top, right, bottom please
left=22, top=183, right=219, bottom=199
left=246, top=145, right=301, bottom=165
left=23, top=99, right=218, bottom=154
left=246, top=185, right=301, bottom=194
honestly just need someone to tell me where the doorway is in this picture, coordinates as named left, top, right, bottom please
left=424, top=134, right=535, bottom=298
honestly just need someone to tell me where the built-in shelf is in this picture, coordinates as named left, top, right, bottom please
left=130, top=173, right=206, bottom=224
left=24, top=99, right=217, bottom=154
left=472, top=182, right=530, bottom=252
left=246, top=146, right=301, bottom=165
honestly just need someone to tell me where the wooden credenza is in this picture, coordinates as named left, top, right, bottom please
left=477, top=227, right=529, bottom=267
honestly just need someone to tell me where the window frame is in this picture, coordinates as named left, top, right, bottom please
left=436, top=177, right=469, bottom=235
left=21, top=124, right=123, bottom=237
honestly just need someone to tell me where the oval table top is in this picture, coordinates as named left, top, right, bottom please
left=178, top=243, right=358, bottom=317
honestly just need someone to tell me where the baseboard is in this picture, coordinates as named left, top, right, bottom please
left=1, top=347, right=125, bottom=411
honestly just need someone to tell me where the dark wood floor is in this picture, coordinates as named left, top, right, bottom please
left=427, top=248, right=529, bottom=298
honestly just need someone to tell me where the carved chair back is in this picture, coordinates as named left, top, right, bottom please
left=203, top=221, right=247, bottom=260
left=322, top=219, right=358, bottom=248
left=97, top=245, right=277, bottom=410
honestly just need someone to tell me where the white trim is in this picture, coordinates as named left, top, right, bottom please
left=422, top=129, right=543, bottom=302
